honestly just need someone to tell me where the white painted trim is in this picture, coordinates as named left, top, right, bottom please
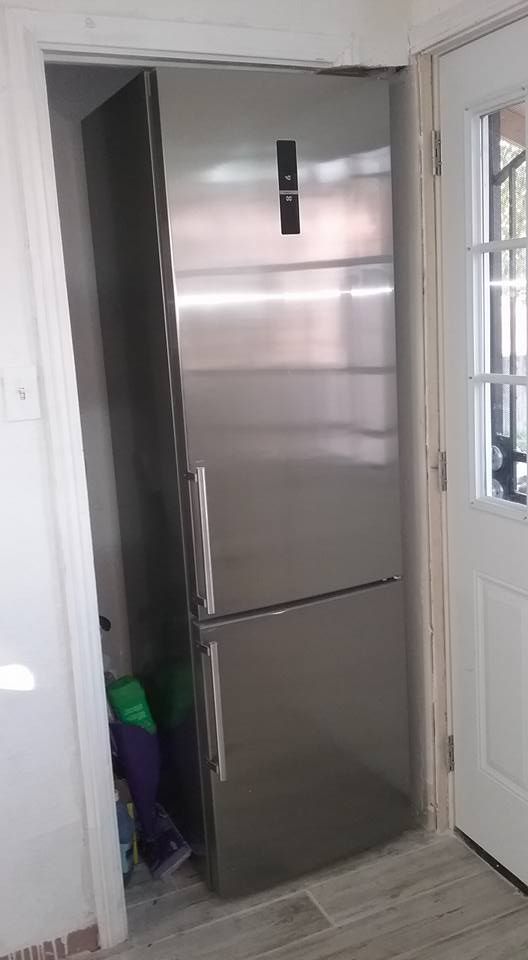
left=418, top=54, right=452, bottom=831
left=411, top=0, right=528, bottom=55
left=1, top=5, right=346, bottom=950
left=3, top=9, right=128, bottom=951
left=6, top=8, right=342, bottom=67
left=414, top=54, right=452, bottom=832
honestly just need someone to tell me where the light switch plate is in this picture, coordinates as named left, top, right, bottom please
left=3, top=365, right=41, bottom=421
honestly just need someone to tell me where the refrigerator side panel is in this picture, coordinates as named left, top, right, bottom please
left=83, top=75, right=203, bottom=847
left=157, top=68, right=401, bottom=617
left=196, top=580, right=410, bottom=897
left=83, top=74, right=188, bottom=673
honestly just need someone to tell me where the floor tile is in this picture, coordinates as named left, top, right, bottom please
left=126, top=831, right=437, bottom=943
left=310, top=837, right=484, bottom=924
left=126, top=859, right=202, bottom=908
left=407, top=906, right=528, bottom=960
left=118, top=893, right=329, bottom=960
left=252, top=870, right=526, bottom=959
left=104, top=832, right=528, bottom=960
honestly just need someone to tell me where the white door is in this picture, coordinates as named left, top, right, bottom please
left=440, top=20, right=528, bottom=882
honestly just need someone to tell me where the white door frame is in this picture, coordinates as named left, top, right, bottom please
left=8, top=0, right=528, bottom=950
left=2, top=7, right=347, bottom=949
left=410, top=0, right=528, bottom=56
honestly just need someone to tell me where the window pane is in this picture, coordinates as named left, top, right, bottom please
left=487, top=383, right=527, bottom=503
left=483, top=103, right=526, bottom=242
left=515, top=461, right=527, bottom=498
left=486, top=248, right=527, bottom=374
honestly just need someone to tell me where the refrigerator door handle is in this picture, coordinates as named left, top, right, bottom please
left=187, top=464, right=216, bottom=615
left=196, top=639, right=227, bottom=781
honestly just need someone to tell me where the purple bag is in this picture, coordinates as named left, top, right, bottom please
left=110, top=721, right=160, bottom=840
left=110, top=721, right=191, bottom=876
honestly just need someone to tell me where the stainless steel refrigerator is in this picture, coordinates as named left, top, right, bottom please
left=83, top=65, right=410, bottom=898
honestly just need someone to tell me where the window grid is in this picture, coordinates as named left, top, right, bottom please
left=471, top=104, right=528, bottom=505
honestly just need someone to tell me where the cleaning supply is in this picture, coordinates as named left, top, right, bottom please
left=107, top=676, right=156, bottom=733
left=127, top=802, right=139, bottom=865
left=115, top=790, right=134, bottom=884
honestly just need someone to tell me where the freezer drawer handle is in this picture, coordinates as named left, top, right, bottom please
left=197, top=639, right=227, bottom=782
left=189, top=464, right=216, bottom=615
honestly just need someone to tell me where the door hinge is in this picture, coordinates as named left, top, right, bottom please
left=439, top=450, right=448, bottom=492
left=432, top=129, right=442, bottom=177
left=447, top=734, right=455, bottom=772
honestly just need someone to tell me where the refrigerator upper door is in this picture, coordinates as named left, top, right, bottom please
left=193, top=580, right=410, bottom=897
left=157, top=68, right=401, bottom=617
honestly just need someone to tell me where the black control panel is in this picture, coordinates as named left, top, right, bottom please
left=279, top=193, right=300, bottom=235
left=276, top=140, right=300, bottom=234
left=276, top=140, right=298, bottom=191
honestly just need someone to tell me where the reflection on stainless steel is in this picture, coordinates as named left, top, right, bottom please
left=176, top=285, right=394, bottom=308
left=202, top=146, right=391, bottom=186
left=315, top=147, right=390, bottom=180
left=196, top=581, right=409, bottom=896
left=158, top=69, right=392, bottom=273
left=158, top=66, right=401, bottom=617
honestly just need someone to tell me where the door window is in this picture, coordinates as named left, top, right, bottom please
left=473, top=103, right=528, bottom=505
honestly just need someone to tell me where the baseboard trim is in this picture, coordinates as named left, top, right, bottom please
left=0, top=923, right=98, bottom=960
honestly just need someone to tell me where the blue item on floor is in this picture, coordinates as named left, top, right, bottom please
left=115, top=791, right=134, bottom=885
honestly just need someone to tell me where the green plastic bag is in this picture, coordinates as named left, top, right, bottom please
left=107, top=676, right=156, bottom=733
left=146, top=660, right=194, bottom=729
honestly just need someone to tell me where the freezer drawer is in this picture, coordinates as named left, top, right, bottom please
left=157, top=67, right=401, bottom=618
left=193, top=579, right=411, bottom=897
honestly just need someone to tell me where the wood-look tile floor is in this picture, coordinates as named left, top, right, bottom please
left=109, top=831, right=528, bottom=960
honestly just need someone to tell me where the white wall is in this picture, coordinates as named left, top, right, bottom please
left=46, top=65, right=137, bottom=680
left=412, top=0, right=461, bottom=21
left=410, top=0, right=524, bottom=31
left=0, top=35, right=96, bottom=958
